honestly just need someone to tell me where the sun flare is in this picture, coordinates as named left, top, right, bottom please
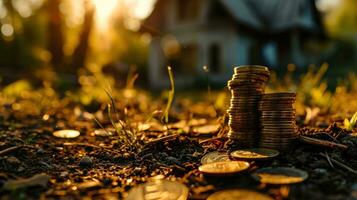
left=91, top=0, right=118, bottom=30
left=90, top=0, right=156, bottom=31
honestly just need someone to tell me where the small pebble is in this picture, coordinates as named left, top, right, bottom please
left=17, top=166, right=25, bottom=172
left=102, top=178, right=112, bottom=186
left=133, top=167, right=142, bottom=174
left=6, top=157, right=20, bottom=166
left=60, top=171, right=69, bottom=178
left=36, top=148, right=45, bottom=155
left=351, top=183, right=357, bottom=191
left=79, top=156, right=93, bottom=168
left=313, top=168, right=327, bottom=175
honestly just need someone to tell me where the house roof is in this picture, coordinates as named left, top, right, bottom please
left=220, top=0, right=321, bottom=33
left=142, top=0, right=324, bottom=35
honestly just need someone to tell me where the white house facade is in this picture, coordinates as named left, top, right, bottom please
left=142, top=0, right=324, bottom=89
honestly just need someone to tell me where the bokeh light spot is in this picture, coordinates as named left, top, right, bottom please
left=1, top=24, right=14, bottom=37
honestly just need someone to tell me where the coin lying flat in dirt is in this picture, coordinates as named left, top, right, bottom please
left=92, top=129, right=114, bottom=137
left=53, top=129, right=80, bottom=138
left=125, top=180, right=189, bottom=200
left=207, top=189, right=273, bottom=200
left=193, top=124, right=220, bottom=136
left=201, top=151, right=230, bottom=164
left=230, top=148, right=279, bottom=160
left=199, top=161, right=250, bottom=176
left=252, top=167, right=308, bottom=184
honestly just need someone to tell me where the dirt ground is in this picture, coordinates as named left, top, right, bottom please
left=0, top=96, right=357, bottom=200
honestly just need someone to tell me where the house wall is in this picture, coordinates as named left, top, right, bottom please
left=148, top=0, right=244, bottom=89
left=148, top=37, right=165, bottom=89
left=148, top=26, right=241, bottom=88
left=146, top=0, right=325, bottom=88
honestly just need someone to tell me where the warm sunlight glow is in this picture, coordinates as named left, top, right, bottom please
left=91, top=0, right=118, bottom=30
left=131, top=0, right=156, bottom=19
left=90, top=0, right=156, bottom=31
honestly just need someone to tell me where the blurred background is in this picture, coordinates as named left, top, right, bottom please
left=0, top=0, right=357, bottom=113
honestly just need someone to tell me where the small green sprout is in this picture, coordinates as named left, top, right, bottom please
left=344, top=112, right=357, bottom=131
left=103, top=88, right=138, bottom=150
left=161, top=66, right=175, bottom=124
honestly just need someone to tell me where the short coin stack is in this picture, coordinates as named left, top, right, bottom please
left=227, top=66, right=270, bottom=147
left=259, top=93, right=298, bottom=151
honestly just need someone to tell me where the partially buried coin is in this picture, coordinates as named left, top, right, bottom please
left=125, top=180, right=188, bottom=200
left=92, top=129, right=114, bottom=137
left=199, top=161, right=250, bottom=176
left=201, top=151, right=230, bottom=164
left=230, top=148, right=279, bottom=160
left=252, top=167, right=308, bottom=184
left=207, top=189, right=273, bottom=200
left=53, top=129, right=80, bottom=138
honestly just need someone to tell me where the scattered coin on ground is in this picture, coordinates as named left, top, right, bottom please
left=201, top=151, right=230, bottom=164
left=199, top=161, right=250, bottom=176
left=92, top=129, right=114, bottom=137
left=193, top=124, right=220, bottom=135
left=252, top=167, right=308, bottom=184
left=53, top=129, right=80, bottom=138
left=230, top=148, right=279, bottom=160
left=125, top=180, right=188, bottom=200
left=207, top=189, right=273, bottom=200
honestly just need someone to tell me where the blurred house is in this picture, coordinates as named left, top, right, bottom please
left=142, top=0, right=325, bottom=88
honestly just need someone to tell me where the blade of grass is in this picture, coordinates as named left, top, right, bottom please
left=92, top=115, right=112, bottom=136
left=104, top=88, right=120, bottom=122
left=351, top=111, right=357, bottom=125
left=203, top=66, right=218, bottom=118
left=161, top=66, right=175, bottom=124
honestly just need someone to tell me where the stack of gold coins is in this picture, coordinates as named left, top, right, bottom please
left=227, top=65, right=270, bottom=147
left=259, top=93, right=298, bottom=151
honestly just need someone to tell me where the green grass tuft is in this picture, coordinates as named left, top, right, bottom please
left=344, top=111, right=357, bottom=131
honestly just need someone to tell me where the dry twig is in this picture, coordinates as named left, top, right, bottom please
left=300, top=136, right=348, bottom=150
left=319, top=153, right=357, bottom=175
left=0, top=145, right=35, bottom=157
left=324, top=151, right=334, bottom=168
left=62, top=142, right=104, bottom=149
left=0, top=146, right=21, bottom=157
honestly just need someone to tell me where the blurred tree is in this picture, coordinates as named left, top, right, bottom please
left=47, top=0, right=64, bottom=69
left=0, top=0, right=47, bottom=84
left=321, top=0, right=357, bottom=70
left=0, top=0, right=151, bottom=88
left=69, top=0, right=94, bottom=74
left=326, top=0, right=357, bottom=40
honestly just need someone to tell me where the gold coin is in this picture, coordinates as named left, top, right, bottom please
left=252, top=167, right=308, bottom=184
left=207, top=189, right=273, bottom=200
left=53, top=129, right=80, bottom=138
left=125, top=180, right=188, bottom=200
left=93, top=129, right=114, bottom=137
left=234, top=65, right=269, bottom=72
left=201, top=151, right=230, bottom=165
left=231, top=148, right=279, bottom=160
left=199, top=161, right=250, bottom=176
left=263, top=92, right=296, bottom=98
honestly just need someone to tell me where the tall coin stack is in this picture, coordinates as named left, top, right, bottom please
left=227, top=66, right=270, bottom=147
left=259, top=93, right=298, bottom=151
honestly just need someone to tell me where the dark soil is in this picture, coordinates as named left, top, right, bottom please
left=0, top=98, right=357, bottom=200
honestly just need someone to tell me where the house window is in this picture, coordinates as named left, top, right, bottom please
left=209, top=44, right=221, bottom=73
left=177, top=0, right=201, bottom=22
left=167, top=44, right=198, bottom=75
